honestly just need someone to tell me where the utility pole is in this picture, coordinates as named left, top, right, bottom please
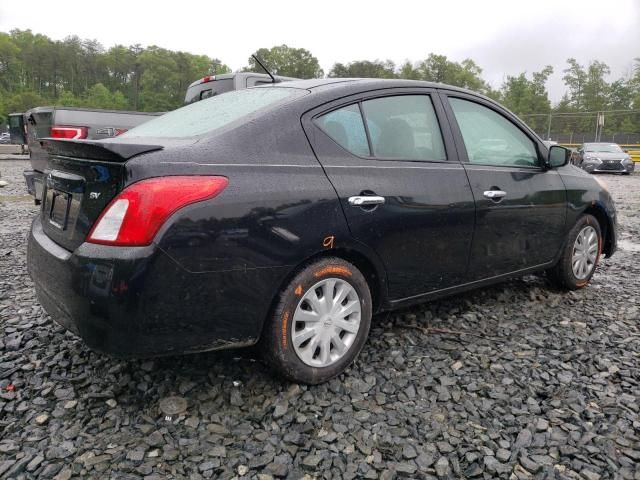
left=595, top=112, right=605, bottom=142
left=546, top=113, right=552, bottom=141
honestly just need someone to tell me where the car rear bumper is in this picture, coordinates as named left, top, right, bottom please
left=28, top=215, right=286, bottom=357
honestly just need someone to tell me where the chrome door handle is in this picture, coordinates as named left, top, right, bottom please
left=348, top=196, right=386, bottom=206
left=483, top=190, right=507, bottom=199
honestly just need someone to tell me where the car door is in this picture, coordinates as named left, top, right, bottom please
left=440, top=91, right=566, bottom=279
left=303, top=90, right=475, bottom=301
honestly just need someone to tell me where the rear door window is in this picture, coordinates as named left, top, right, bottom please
left=315, top=104, right=370, bottom=157
left=361, top=95, right=446, bottom=161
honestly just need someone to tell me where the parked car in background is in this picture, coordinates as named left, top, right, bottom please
left=23, top=107, right=163, bottom=203
left=577, top=142, right=635, bottom=174
left=184, top=72, right=296, bottom=104
left=27, top=79, right=617, bottom=384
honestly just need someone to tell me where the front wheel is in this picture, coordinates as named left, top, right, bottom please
left=548, top=214, right=602, bottom=290
left=261, top=257, right=372, bottom=384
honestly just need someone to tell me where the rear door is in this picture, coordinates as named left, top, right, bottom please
left=441, top=92, right=566, bottom=279
left=303, top=89, right=475, bottom=301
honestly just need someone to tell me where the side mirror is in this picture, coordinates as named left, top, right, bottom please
left=623, top=149, right=629, bottom=153
left=548, top=145, right=570, bottom=168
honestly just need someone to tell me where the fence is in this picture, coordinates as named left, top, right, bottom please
left=519, top=110, right=640, bottom=146
left=552, top=133, right=640, bottom=144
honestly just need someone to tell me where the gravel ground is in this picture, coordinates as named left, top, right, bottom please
left=0, top=158, right=639, bottom=480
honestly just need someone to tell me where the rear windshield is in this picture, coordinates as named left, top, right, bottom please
left=184, top=78, right=234, bottom=104
left=121, top=87, right=305, bottom=139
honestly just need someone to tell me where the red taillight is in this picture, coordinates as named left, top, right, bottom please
left=87, top=176, right=229, bottom=246
left=50, top=125, right=88, bottom=139
left=114, top=128, right=128, bottom=136
left=202, top=75, right=215, bottom=83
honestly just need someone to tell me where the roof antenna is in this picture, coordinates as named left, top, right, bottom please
left=252, top=54, right=278, bottom=83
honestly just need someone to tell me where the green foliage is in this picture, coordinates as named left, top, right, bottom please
left=498, top=66, right=554, bottom=132
left=329, top=60, right=397, bottom=79
left=0, top=29, right=228, bottom=119
left=414, top=55, right=489, bottom=93
left=329, top=55, right=491, bottom=95
left=1, top=28, right=638, bottom=138
left=247, top=45, right=323, bottom=79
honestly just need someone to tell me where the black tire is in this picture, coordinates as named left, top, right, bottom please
left=548, top=214, right=602, bottom=290
left=260, top=257, right=372, bottom=384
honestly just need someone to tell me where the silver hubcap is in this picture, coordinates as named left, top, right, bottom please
left=572, top=225, right=599, bottom=280
left=292, top=278, right=361, bottom=368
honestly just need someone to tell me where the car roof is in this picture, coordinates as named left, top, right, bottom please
left=273, top=77, right=479, bottom=95
left=267, top=78, right=500, bottom=107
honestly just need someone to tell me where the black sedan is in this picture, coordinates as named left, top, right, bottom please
left=28, top=79, right=617, bottom=384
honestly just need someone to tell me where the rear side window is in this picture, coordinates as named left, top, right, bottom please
left=122, top=87, right=304, bottom=138
left=315, top=104, right=370, bottom=156
left=449, top=98, right=539, bottom=167
left=362, top=95, right=446, bottom=161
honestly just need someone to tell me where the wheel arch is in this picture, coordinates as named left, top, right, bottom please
left=259, top=245, right=389, bottom=340
left=582, top=203, right=614, bottom=257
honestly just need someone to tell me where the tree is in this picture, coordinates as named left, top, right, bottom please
left=247, top=45, right=323, bottom=79
left=83, top=83, right=128, bottom=110
left=397, top=61, right=420, bottom=80
left=562, top=58, right=588, bottom=110
left=0, top=29, right=230, bottom=118
left=583, top=60, right=610, bottom=112
left=0, top=32, right=20, bottom=91
left=562, top=58, right=611, bottom=112
left=503, top=68, right=552, bottom=111
left=498, top=66, right=553, bottom=133
left=329, top=60, right=396, bottom=78
left=413, top=55, right=489, bottom=93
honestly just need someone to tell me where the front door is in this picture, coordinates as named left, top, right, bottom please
left=303, top=90, right=476, bottom=301
left=441, top=93, right=567, bottom=279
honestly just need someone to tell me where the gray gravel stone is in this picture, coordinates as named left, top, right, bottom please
left=0, top=159, right=638, bottom=479
left=435, top=457, right=449, bottom=477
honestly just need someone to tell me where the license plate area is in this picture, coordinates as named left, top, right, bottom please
left=43, top=170, right=85, bottom=237
left=48, top=190, right=71, bottom=229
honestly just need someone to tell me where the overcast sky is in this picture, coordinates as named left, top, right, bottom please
left=1, top=0, right=638, bottom=102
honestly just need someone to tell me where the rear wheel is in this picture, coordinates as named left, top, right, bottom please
left=261, top=257, right=372, bottom=384
left=548, top=214, right=602, bottom=290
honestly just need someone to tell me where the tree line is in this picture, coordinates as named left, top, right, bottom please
left=1, top=29, right=639, bottom=137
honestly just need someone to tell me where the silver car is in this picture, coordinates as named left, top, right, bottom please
left=578, top=143, right=635, bottom=175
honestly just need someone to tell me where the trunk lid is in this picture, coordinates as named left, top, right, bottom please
left=40, top=139, right=163, bottom=251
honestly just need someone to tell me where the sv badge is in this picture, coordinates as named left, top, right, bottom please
left=89, top=192, right=101, bottom=199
